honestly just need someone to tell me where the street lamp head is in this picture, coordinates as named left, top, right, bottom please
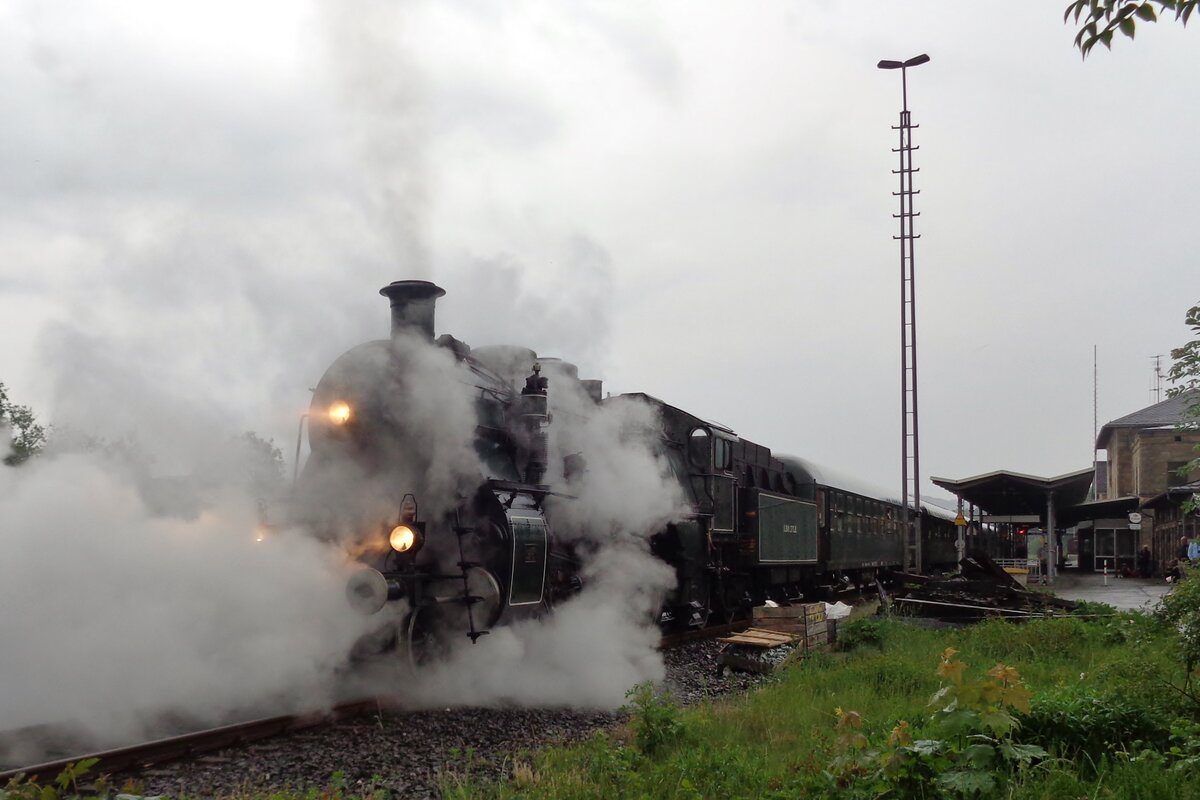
left=877, top=54, right=930, bottom=70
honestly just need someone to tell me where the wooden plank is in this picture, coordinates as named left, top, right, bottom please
left=743, top=626, right=799, bottom=639
left=754, top=618, right=827, bottom=635
left=738, top=632, right=796, bottom=645
left=754, top=621, right=809, bottom=634
left=717, top=628, right=799, bottom=648
left=717, top=636, right=779, bottom=648
left=752, top=606, right=802, bottom=620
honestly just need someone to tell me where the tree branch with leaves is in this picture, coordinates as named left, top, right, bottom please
left=1168, top=304, right=1200, bottom=512
left=0, top=381, right=47, bottom=466
left=1066, top=0, right=1198, bottom=56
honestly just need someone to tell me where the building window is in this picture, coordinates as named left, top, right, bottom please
left=1169, top=461, right=1190, bottom=488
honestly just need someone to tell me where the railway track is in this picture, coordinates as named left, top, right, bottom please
left=0, top=622, right=767, bottom=787
left=0, top=698, right=385, bottom=785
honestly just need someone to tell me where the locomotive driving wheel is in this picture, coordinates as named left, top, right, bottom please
left=403, top=566, right=503, bottom=670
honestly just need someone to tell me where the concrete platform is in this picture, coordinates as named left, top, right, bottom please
left=1049, top=570, right=1171, bottom=612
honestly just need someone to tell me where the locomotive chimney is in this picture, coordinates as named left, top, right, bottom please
left=379, top=280, right=446, bottom=341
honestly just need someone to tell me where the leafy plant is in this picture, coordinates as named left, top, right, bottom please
left=1156, top=572, right=1200, bottom=685
left=827, top=648, right=1046, bottom=799
left=1016, top=686, right=1172, bottom=761
left=0, top=759, right=145, bottom=800
left=624, top=682, right=684, bottom=758
left=834, top=617, right=889, bottom=652
left=1168, top=302, right=1200, bottom=515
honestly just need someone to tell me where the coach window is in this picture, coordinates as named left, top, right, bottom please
left=688, top=428, right=710, bottom=468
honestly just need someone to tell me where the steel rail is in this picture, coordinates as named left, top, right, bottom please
left=659, top=619, right=751, bottom=649
left=0, top=697, right=386, bottom=784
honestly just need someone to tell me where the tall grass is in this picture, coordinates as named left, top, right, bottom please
left=441, top=612, right=1200, bottom=800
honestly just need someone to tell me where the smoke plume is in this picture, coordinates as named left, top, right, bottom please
left=0, top=332, right=373, bottom=747
left=369, top=340, right=687, bottom=709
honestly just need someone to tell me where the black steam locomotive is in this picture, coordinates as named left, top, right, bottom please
left=294, top=280, right=1013, bottom=663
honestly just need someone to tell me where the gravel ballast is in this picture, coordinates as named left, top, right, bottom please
left=133, top=638, right=782, bottom=799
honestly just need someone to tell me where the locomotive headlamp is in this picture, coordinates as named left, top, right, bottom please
left=328, top=401, right=352, bottom=425
left=389, top=524, right=419, bottom=553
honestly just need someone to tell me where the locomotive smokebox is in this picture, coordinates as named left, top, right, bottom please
left=379, top=280, right=446, bottom=341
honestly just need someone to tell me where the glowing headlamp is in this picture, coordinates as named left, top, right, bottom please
left=390, top=524, right=419, bottom=553
left=328, top=401, right=352, bottom=425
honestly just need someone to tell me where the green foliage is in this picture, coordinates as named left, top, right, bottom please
left=1069, top=598, right=1118, bottom=618
left=956, top=616, right=1093, bottom=663
left=827, top=648, right=1047, bottom=799
left=1065, top=0, right=1199, bottom=57
left=834, top=617, right=889, bottom=652
left=0, top=759, right=145, bottom=800
left=1168, top=303, right=1200, bottom=513
left=1157, top=572, right=1200, bottom=681
left=1088, top=650, right=1179, bottom=714
left=624, top=683, right=684, bottom=758
left=433, top=616, right=1200, bottom=799
left=0, top=381, right=47, bottom=466
left=1016, top=685, right=1171, bottom=760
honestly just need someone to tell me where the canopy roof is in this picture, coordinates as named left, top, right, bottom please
left=930, top=468, right=1095, bottom=517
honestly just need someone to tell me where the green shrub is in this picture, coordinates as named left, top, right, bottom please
left=834, top=617, right=889, bottom=652
left=1016, top=685, right=1171, bottom=760
left=1157, top=574, right=1200, bottom=677
left=827, top=649, right=1046, bottom=799
left=1087, top=652, right=1178, bottom=715
left=624, top=683, right=684, bottom=758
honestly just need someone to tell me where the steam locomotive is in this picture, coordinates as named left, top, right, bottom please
left=294, top=280, right=1014, bottom=664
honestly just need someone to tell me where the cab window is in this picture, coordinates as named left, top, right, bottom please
left=714, top=438, right=732, bottom=472
left=688, top=428, right=710, bottom=468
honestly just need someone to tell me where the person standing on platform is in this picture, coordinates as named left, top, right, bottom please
left=1138, top=545, right=1152, bottom=578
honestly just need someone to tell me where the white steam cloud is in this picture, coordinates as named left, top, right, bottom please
left=318, top=0, right=430, bottom=275
left=375, top=347, right=687, bottom=709
left=0, top=331, right=372, bottom=748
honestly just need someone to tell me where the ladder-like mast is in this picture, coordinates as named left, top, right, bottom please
left=878, top=53, right=930, bottom=573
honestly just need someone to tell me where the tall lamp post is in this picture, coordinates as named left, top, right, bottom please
left=878, top=53, right=929, bottom=573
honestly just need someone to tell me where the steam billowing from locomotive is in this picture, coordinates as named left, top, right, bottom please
left=293, top=280, right=686, bottom=705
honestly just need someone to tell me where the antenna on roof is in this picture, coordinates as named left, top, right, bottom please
left=1150, top=355, right=1164, bottom=404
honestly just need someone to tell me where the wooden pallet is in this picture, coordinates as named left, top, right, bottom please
left=717, top=627, right=800, bottom=648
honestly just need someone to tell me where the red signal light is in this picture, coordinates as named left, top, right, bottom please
left=1017, top=527, right=1028, bottom=536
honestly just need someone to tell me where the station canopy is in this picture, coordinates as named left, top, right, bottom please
left=930, top=468, right=1096, bottom=520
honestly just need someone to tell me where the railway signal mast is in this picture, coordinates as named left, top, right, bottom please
left=878, top=53, right=930, bottom=573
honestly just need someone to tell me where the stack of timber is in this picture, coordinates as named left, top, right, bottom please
left=889, top=550, right=1077, bottom=622
left=716, top=603, right=829, bottom=675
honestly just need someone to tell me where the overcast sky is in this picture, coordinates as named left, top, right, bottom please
left=2, top=0, right=1198, bottom=501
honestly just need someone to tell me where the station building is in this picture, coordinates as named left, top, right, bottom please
left=1095, top=391, right=1200, bottom=572
left=931, top=391, right=1198, bottom=579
